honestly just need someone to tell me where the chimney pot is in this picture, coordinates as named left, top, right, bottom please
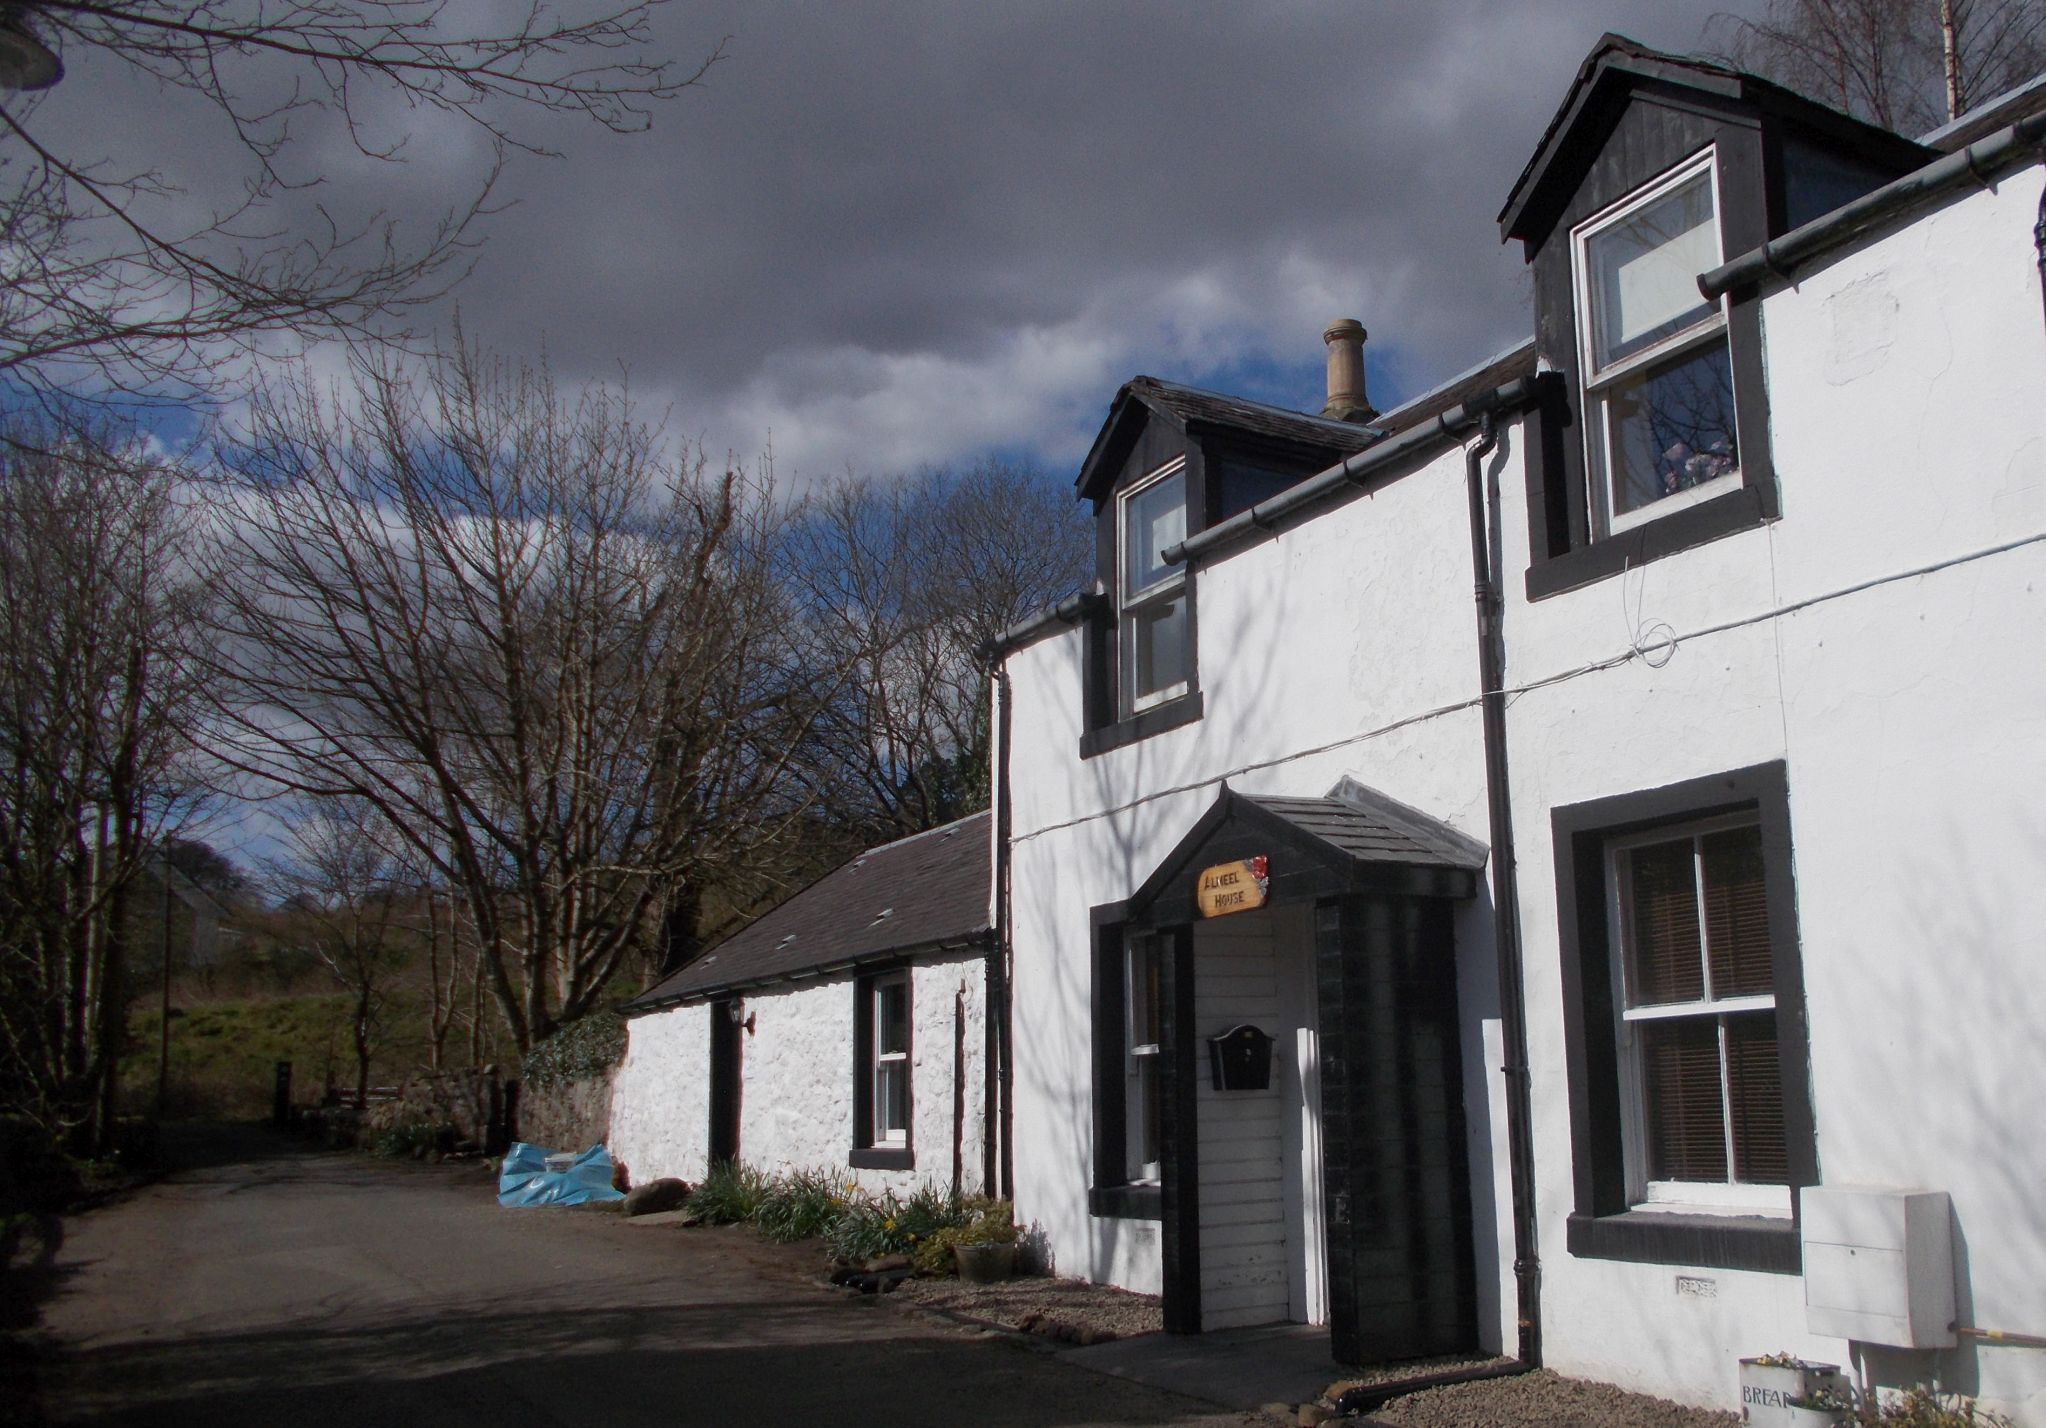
left=1321, top=318, right=1376, bottom=423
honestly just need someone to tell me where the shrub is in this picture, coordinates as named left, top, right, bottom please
left=823, top=1196, right=903, bottom=1264
left=955, top=1196, right=1018, bottom=1245
left=1858, top=1388, right=2014, bottom=1427
left=908, top=1197, right=1016, bottom=1274
left=521, top=1012, right=626, bottom=1092
left=370, top=1118, right=450, bottom=1160
left=893, top=1183, right=969, bottom=1245
left=756, top=1167, right=852, bottom=1243
left=910, top=1225, right=961, bottom=1275
left=821, top=1187, right=1011, bottom=1273
left=688, top=1160, right=769, bottom=1224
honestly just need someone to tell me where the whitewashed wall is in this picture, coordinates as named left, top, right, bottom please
left=1005, top=431, right=1516, bottom=1349
left=1004, top=163, right=2046, bottom=1421
left=609, top=1002, right=711, bottom=1184
left=1498, top=168, right=2046, bottom=1422
left=609, top=952, right=990, bottom=1198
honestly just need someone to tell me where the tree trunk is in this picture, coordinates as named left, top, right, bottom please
left=354, top=985, right=373, bottom=1112
left=1941, top=0, right=1965, bottom=120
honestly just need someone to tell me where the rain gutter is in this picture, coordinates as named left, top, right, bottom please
left=1160, top=375, right=1540, bottom=569
left=1701, top=110, right=2046, bottom=301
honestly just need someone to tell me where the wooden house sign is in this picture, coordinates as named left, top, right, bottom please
left=1196, top=856, right=1269, bottom=918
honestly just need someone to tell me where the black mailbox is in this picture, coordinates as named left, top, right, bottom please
left=1207, top=1024, right=1275, bottom=1092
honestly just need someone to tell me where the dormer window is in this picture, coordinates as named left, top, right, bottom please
left=1118, top=459, right=1190, bottom=714
left=1573, top=152, right=1739, bottom=535
left=1500, top=36, right=1933, bottom=598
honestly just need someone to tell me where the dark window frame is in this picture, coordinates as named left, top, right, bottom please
left=1088, top=903, right=1162, bottom=1220
left=1117, top=458, right=1193, bottom=717
left=1551, top=761, right=1814, bottom=1273
left=850, top=966, right=915, bottom=1171
left=1080, top=451, right=1204, bottom=761
left=1525, top=123, right=1779, bottom=602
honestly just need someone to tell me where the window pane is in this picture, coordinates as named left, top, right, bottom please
left=878, top=1061, right=907, bottom=1136
left=1641, top=1017, right=1727, bottom=1182
left=1132, top=596, right=1188, bottom=700
left=1604, top=339, right=1739, bottom=519
left=1727, top=1013, right=1788, bottom=1184
left=1122, top=472, right=1186, bottom=596
left=1703, top=826, right=1773, bottom=997
left=1130, top=941, right=1161, bottom=1047
left=1626, top=838, right=1704, bottom=1005
left=1134, top=1054, right=1161, bottom=1178
left=877, top=980, right=908, bottom=1055
left=1589, top=170, right=1719, bottom=367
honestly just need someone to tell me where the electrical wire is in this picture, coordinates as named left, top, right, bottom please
left=1012, top=527, right=2046, bottom=847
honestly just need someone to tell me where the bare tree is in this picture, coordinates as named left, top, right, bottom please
left=1711, top=0, right=2046, bottom=132
left=206, top=342, right=830, bottom=1051
left=268, top=801, right=413, bottom=1109
left=0, top=0, right=721, bottom=405
left=786, top=459, right=1091, bottom=841
left=0, top=412, right=210, bottom=1149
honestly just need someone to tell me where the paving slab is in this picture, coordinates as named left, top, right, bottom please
left=1065, top=1321, right=1347, bottom=1411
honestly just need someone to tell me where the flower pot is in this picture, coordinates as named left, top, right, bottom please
left=1739, top=1359, right=1846, bottom=1426
left=954, top=1242, right=1015, bottom=1283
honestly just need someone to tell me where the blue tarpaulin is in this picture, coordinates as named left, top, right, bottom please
left=496, top=1141, right=627, bottom=1207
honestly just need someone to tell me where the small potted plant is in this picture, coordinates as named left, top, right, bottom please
left=1786, top=1383, right=1856, bottom=1427
left=952, top=1202, right=1020, bottom=1283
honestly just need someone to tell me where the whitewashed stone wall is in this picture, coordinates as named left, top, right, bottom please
left=1499, top=168, right=2046, bottom=1422
left=609, top=950, right=990, bottom=1199
left=608, top=1001, right=710, bottom=1183
left=1001, top=164, right=2046, bottom=1424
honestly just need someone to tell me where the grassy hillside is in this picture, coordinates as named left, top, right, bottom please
left=121, top=991, right=442, bottom=1119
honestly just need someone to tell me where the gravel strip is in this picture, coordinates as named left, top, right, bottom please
left=1368, top=1368, right=1739, bottom=1428
left=890, top=1273, right=1163, bottom=1343
left=1325, top=1352, right=1512, bottom=1394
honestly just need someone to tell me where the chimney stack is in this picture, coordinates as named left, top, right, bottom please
left=1321, top=318, right=1376, bottom=423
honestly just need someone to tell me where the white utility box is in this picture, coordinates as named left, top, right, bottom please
left=1800, top=1185, right=1955, bottom=1347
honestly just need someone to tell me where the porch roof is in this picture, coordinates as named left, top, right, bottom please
left=1126, top=779, right=1490, bottom=923
left=1246, top=780, right=1489, bottom=871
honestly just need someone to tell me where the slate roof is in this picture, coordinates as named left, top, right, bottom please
left=1125, top=376, right=1383, bottom=452
left=625, top=811, right=992, bottom=1012
left=1499, top=33, right=1932, bottom=245
left=1371, top=341, right=1538, bottom=439
left=1075, top=376, right=1378, bottom=503
left=1245, top=779, right=1489, bottom=871
left=1922, top=70, right=2046, bottom=151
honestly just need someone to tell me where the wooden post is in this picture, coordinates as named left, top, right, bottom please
left=157, top=869, right=173, bottom=1117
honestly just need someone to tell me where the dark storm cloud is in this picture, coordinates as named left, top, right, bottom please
left=37, top=1, right=1766, bottom=477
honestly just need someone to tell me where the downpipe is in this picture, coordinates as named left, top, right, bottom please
left=2035, top=173, right=2046, bottom=337
left=990, top=665, right=1016, bottom=1201
left=1463, top=411, right=1543, bottom=1373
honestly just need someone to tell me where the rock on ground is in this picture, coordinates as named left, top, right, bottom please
left=622, top=1177, right=691, bottom=1216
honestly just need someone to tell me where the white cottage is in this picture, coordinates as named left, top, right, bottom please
left=610, top=812, right=996, bottom=1197
left=990, top=34, right=2046, bottom=1422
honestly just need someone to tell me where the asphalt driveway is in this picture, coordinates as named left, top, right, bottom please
left=29, top=1126, right=1254, bottom=1428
